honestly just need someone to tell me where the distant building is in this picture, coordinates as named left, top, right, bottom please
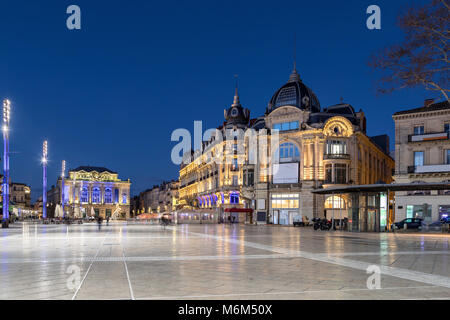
left=0, top=177, right=33, bottom=217
left=393, top=100, right=450, bottom=223
left=136, top=180, right=179, bottom=216
left=10, top=183, right=31, bottom=209
left=49, top=166, right=131, bottom=219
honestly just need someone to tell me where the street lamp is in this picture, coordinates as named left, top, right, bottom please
left=2, top=99, right=10, bottom=228
left=42, top=141, right=48, bottom=220
left=61, top=160, right=66, bottom=218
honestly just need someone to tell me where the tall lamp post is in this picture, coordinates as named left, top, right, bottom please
left=61, top=160, right=66, bottom=218
left=42, top=141, right=48, bottom=220
left=2, top=99, right=10, bottom=228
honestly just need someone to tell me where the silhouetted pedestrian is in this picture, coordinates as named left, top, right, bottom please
left=97, top=216, right=102, bottom=230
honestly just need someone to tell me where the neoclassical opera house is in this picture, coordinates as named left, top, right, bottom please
left=178, top=66, right=394, bottom=225
left=58, top=166, right=131, bottom=219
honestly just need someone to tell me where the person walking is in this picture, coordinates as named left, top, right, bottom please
left=97, top=216, right=102, bottom=230
left=106, top=215, right=110, bottom=226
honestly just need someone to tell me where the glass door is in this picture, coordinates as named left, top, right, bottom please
left=273, top=210, right=279, bottom=224
left=279, top=210, right=289, bottom=225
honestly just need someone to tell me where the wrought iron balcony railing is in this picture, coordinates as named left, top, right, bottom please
left=324, top=154, right=350, bottom=160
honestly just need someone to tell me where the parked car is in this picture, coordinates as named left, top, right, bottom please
left=392, top=218, right=423, bottom=230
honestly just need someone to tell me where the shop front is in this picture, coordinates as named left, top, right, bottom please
left=176, top=209, right=216, bottom=224
left=269, top=193, right=300, bottom=226
left=313, top=182, right=450, bottom=232
left=224, top=208, right=253, bottom=224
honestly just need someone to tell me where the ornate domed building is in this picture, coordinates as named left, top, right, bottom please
left=178, top=65, right=395, bottom=227
left=267, top=68, right=321, bottom=114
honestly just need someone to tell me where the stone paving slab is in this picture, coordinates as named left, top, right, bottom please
left=0, top=223, right=448, bottom=300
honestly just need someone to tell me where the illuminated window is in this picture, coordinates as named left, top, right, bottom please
left=81, top=187, right=89, bottom=203
left=122, top=193, right=127, bottom=204
left=273, top=121, right=299, bottom=132
left=326, top=140, right=347, bottom=155
left=324, top=196, right=346, bottom=209
left=92, top=187, right=101, bottom=203
left=414, top=151, right=424, bottom=166
left=104, top=188, right=112, bottom=204
left=278, top=143, right=300, bottom=162
left=230, top=193, right=239, bottom=204
left=232, top=158, right=238, bottom=170
left=114, top=189, right=119, bottom=203
left=271, top=193, right=299, bottom=209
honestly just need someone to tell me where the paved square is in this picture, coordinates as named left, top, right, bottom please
left=0, top=222, right=449, bottom=300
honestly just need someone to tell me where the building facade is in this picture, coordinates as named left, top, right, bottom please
left=393, top=100, right=450, bottom=223
left=10, top=183, right=31, bottom=209
left=49, top=166, right=131, bottom=219
left=178, top=86, right=253, bottom=223
left=177, top=67, right=395, bottom=225
left=136, top=180, right=179, bottom=216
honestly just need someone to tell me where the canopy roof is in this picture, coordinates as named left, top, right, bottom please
left=312, top=182, right=450, bottom=195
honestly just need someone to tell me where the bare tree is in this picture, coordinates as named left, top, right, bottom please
left=370, top=0, right=450, bottom=102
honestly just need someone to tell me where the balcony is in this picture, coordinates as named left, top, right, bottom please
left=408, top=164, right=450, bottom=174
left=324, top=154, right=350, bottom=160
left=408, top=132, right=449, bottom=143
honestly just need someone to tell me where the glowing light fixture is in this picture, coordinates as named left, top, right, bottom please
left=42, top=140, right=48, bottom=219
left=2, top=99, right=11, bottom=227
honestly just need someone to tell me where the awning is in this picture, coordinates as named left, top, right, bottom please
left=224, top=208, right=253, bottom=213
left=312, top=182, right=450, bottom=195
left=136, top=213, right=159, bottom=220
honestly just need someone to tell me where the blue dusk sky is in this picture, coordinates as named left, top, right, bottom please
left=0, top=0, right=434, bottom=201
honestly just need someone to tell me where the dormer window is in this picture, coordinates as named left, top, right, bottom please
left=273, top=121, right=299, bottom=132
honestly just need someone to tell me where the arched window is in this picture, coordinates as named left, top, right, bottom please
left=92, top=187, right=101, bottom=203
left=122, top=193, right=127, bottom=204
left=81, top=187, right=89, bottom=203
left=278, top=142, right=300, bottom=162
left=104, top=188, right=112, bottom=204
left=325, top=195, right=346, bottom=209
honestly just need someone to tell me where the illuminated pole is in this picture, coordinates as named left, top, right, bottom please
left=61, top=160, right=66, bottom=218
left=42, top=141, right=48, bottom=219
left=2, top=99, right=10, bottom=228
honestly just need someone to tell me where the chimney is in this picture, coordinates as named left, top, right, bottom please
left=424, top=98, right=435, bottom=107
